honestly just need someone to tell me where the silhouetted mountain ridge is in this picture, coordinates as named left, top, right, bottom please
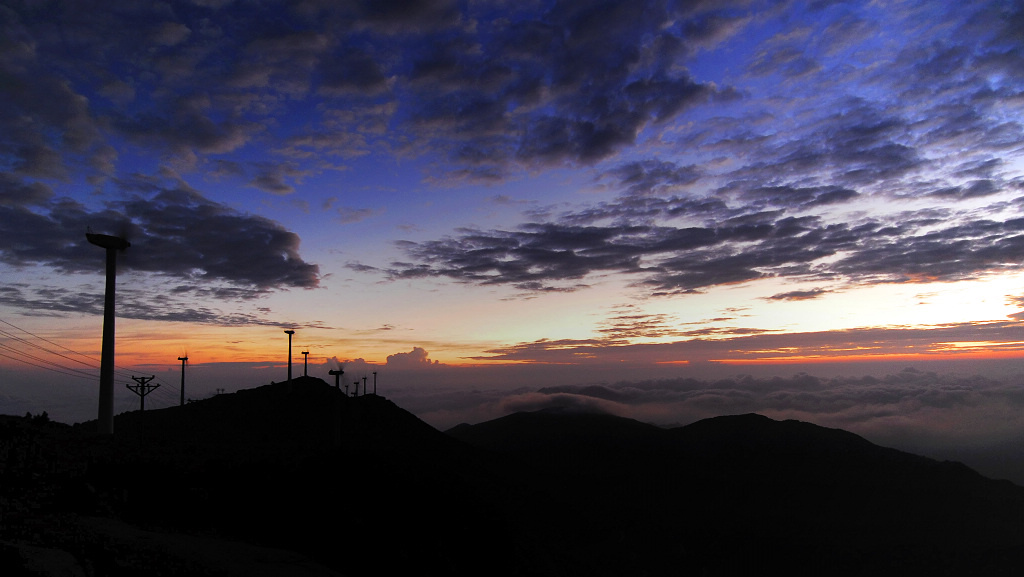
left=111, top=376, right=454, bottom=452
left=446, top=405, right=665, bottom=451
left=447, top=407, right=1024, bottom=575
left=4, top=380, right=1024, bottom=576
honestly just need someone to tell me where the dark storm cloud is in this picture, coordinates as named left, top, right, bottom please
left=597, top=310, right=688, bottom=341
left=737, top=185, right=860, bottom=209
left=595, top=307, right=773, bottom=341
left=110, top=98, right=254, bottom=157
left=390, top=223, right=648, bottom=291
left=4, top=1, right=1024, bottom=302
left=248, top=162, right=309, bottom=195
left=766, top=288, right=830, bottom=301
left=0, top=0, right=746, bottom=185
left=610, top=160, right=704, bottom=197
left=115, top=187, right=321, bottom=289
left=389, top=0, right=737, bottom=169
left=373, top=3, right=1024, bottom=295
left=715, top=100, right=930, bottom=192
left=389, top=184, right=1024, bottom=293
left=5, top=0, right=1021, bottom=188
left=318, top=48, right=391, bottom=96
left=0, top=174, right=53, bottom=207
left=830, top=218, right=1024, bottom=283
left=0, top=284, right=326, bottom=327
left=0, top=181, right=320, bottom=296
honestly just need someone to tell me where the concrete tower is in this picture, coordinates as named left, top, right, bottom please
left=86, top=232, right=130, bottom=434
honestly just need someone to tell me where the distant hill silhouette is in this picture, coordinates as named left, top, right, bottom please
left=446, top=405, right=665, bottom=451
left=3, top=379, right=1024, bottom=576
left=449, top=409, right=1024, bottom=576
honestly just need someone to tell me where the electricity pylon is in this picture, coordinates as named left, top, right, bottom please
left=126, top=375, right=158, bottom=412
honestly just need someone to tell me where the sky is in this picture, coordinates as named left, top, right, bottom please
left=3, top=0, right=1024, bottom=481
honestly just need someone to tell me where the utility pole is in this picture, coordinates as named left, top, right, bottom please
left=284, top=330, right=295, bottom=382
left=86, top=232, right=130, bottom=434
left=353, top=381, right=359, bottom=397
left=177, top=356, right=188, bottom=406
left=302, top=349, right=309, bottom=377
left=362, top=376, right=367, bottom=396
left=126, top=375, right=158, bottom=412
left=329, top=368, right=344, bottom=389
left=372, top=371, right=377, bottom=395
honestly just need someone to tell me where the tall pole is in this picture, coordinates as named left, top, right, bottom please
left=126, top=375, right=157, bottom=437
left=126, top=375, right=158, bottom=411
left=373, top=371, right=377, bottom=395
left=302, top=349, right=309, bottom=377
left=284, top=330, right=295, bottom=382
left=87, top=232, right=129, bottom=435
left=177, top=356, right=188, bottom=406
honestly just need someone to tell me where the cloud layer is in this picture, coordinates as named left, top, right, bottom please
left=4, top=1, right=1023, bottom=304
left=371, top=0, right=1024, bottom=295
left=0, top=0, right=745, bottom=189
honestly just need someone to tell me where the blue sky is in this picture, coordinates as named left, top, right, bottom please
left=3, top=0, right=1024, bottom=481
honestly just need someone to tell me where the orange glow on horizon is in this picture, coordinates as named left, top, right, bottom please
left=711, top=348, right=1024, bottom=365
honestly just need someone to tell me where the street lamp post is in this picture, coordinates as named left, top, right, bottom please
left=284, top=330, right=295, bottom=382
left=177, top=356, right=188, bottom=405
left=86, top=232, right=130, bottom=434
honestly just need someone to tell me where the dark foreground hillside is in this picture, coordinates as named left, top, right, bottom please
left=4, top=378, right=1024, bottom=576
left=450, top=408, right=1024, bottom=575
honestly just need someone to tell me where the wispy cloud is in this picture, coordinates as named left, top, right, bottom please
left=471, top=320, right=1024, bottom=364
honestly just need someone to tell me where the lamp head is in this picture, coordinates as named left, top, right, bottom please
left=86, top=233, right=130, bottom=251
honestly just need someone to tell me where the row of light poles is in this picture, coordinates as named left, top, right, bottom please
left=85, top=228, right=375, bottom=435
left=284, top=330, right=376, bottom=395
left=282, top=329, right=310, bottom=380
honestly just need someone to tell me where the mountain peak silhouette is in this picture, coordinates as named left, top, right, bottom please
left=4, top=384, right=1024, bottom=576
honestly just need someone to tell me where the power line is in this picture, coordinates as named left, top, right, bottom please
left=0, top=319, right=101, bottom=368
left=0, top=342, right=98, bottom=379
left=1, top=317, right=195, bottom=420
left=0, top=351, right=98, bottom=380
left=1, top=317, right=181, bottom=404
left=0, top=319, right=106, bottom=381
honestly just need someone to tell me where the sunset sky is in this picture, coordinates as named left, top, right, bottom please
left=3, top=1, right=1024, bottom=480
